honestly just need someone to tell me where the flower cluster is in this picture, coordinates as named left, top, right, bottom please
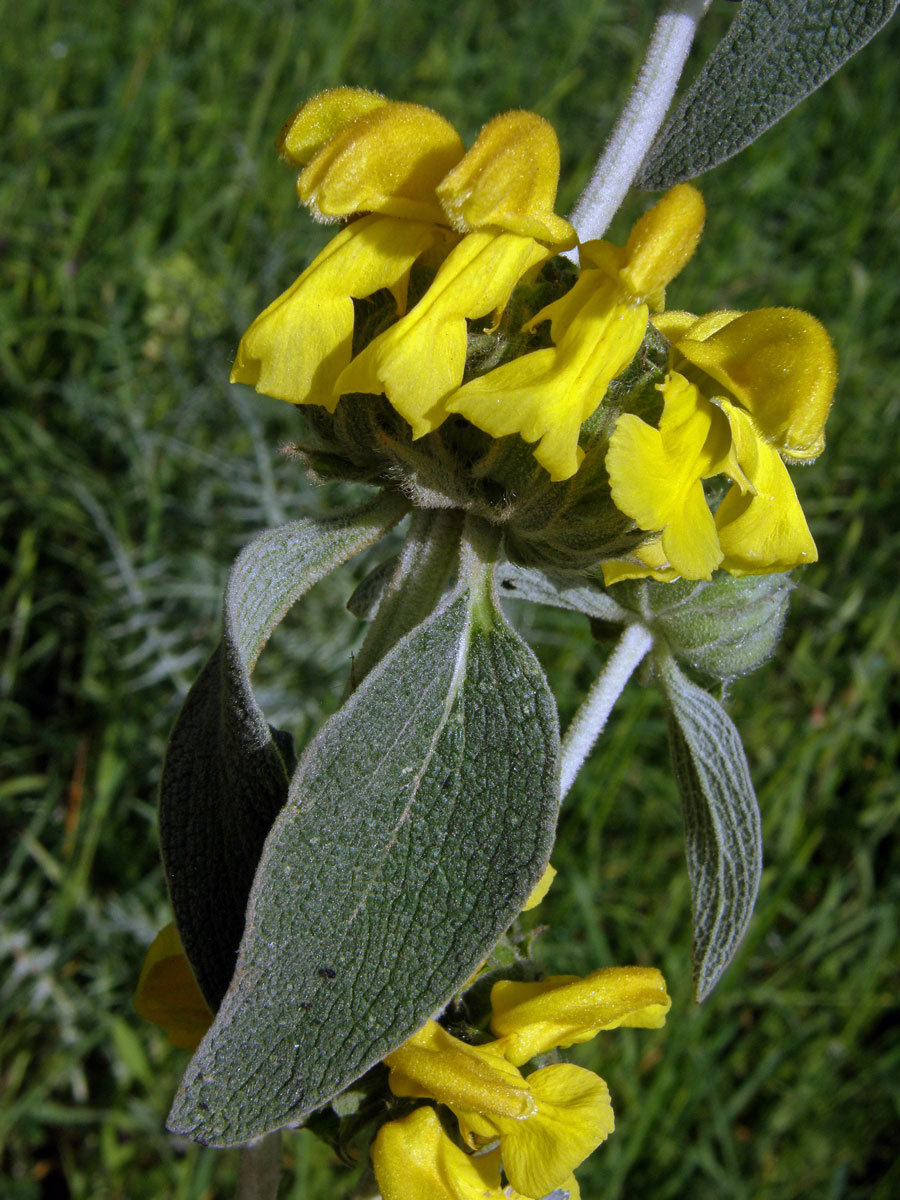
left=233, top=87, right=836, bottom=583
left=374, top=966, right=670, bottom=1199
left=231, top=87, right=578, bottom=464
left=605, top=307, right=837, bottom=581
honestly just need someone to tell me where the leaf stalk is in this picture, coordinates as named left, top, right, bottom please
left=237, top=1131, right=281, bottom=1200
left=559, top=622, right=654, bottom=798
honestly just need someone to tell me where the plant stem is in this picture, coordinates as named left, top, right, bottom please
left=567, top=0, right=712, bottom=244
left=237, top=1132, right=281, bottom=1200
left=559, top=623, right=653, bottom=798
left=460, top=513, right=503, bottom=625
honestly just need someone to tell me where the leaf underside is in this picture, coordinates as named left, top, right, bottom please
left=159, top=493, right=408, bottom=1009
left=662, top=656, right=762, bottom=1001
left=168, top=588, right=560, bottom=1146
left=637, top=0, right=900, bottom=188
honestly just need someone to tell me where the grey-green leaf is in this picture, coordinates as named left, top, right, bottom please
left=496, top=563, right=630, bottom=625
left=637, top=0, right=900, bottom=188
left=167, top=585, right=560, bottom=1146
left=614, top=572, right=794, bottom=682
left=346, top=554, right=398, bottom=620
left=660, top=654, right=761, bottom=1001
left=159, top=492, right=408, bottom=1009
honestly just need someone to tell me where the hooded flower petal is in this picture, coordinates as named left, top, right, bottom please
left=372, top=1106, right=506, bottom=1200
left=658, top=307, right=836, bottom=460
left=617, top=183, right=706, bottom=305
left=446, top=186, right=705, bottom=481
left=607, top=371, right=736, bottom=580
left=489, top=966, right=671, bottom=1066
left=437, top=110, right=576, bottom=249
left=276, top=87, right=389, bottom=167
left=335, top=230, right=548, bottom=435
left=133, top=923, right=212, bottom=1051
left=715, top=399, right=818, bottom=574
left=295, top=99, right=465, bottom=224
left=231, top=214, right=442, bottom=409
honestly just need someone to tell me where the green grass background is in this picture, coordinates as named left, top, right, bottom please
left=2, top=1, right=898, bottom=1196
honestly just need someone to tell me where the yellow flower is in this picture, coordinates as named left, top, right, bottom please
left=606, top=307, right=836, bottom=579
left=445, top=184, right=705, bottom=480
left=383, top=965, right=670, bottom=1198
left=133, top=923, right=212, bottom=1051
left=335, top=111, right=576, bottom=436
left=606, top=370, right=738, bottom=580
left=371, top=1106, right=581, bottom=1200
left=489, top=965, right=671, bottom=1066
left=231, top=90, right=464, bottom=410
left=385, top=1021, right=610, bottom=1198
left=231, top=94, right=576, bottom=437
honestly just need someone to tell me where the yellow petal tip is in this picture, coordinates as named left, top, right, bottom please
left=437, top=110, right=576, bottom=248
left=619, top=183, right=705, bottom=301
left=297, top=101, right=464, bottom=222
left=276, top=87, right=388, bottom=166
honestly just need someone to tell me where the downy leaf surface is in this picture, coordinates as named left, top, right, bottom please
left=660, top=654, right=762, bottom=1000
left=168, top=576, right=560, bottom=1145
left=637, top=0, right=900, bottom=188
left=159, top=492, right=408, bottom=1009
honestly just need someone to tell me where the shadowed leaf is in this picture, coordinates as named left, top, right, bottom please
left=660, top=653, right=762, bottom=1000
left=159, top=492, right=408, bottom=1008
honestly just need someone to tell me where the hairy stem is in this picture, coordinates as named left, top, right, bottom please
left=560, top=623, right=654, bottom=798
left=567, top=0, right=712, bottom=244
left=237, top=1132, right=281, bottom=1200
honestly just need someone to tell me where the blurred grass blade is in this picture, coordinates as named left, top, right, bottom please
left=159, top=492, right=408, bottom=1010
left=168, top=571, right=560, bottom=1146
left=637, top=0, right=900, bottom=187
left=659, top=652, right=762, bottom=1001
